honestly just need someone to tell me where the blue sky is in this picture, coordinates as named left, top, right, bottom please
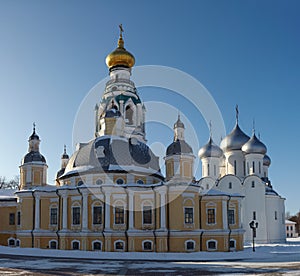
left=0, top=0, right=299, bottom=214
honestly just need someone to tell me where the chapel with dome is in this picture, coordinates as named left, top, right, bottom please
left=0, top=26, right=285, bottom=252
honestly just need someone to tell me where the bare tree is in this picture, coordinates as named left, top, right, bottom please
left=0, top=175, right=20, bottom=190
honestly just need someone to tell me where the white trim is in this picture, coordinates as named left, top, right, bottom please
left=50, top=198, right=59, bottom=202
left=71, top=240, right=80, bottom=250
left=185, top=239, right=195, bottom=251
left=207, top=239, right=218, bottom=251
left=114, top=239, right=125, bottom=251
left=49, top=239, right=58, bottom=249
left=71, top=196, right=81, bottom=201
left=183, top=198, right=195, bottom=206
left=92, top=240, right=102, bottom=251
left=182, top=193, right=195, bottom=198
left=142, top=240, right=153, bottom=251
left=112, top=194, right=126, bottom=200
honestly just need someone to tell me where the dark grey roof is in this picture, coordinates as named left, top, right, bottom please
left=166, top=139, right=193, bottom=156
left=29, top=129, right=39, bottom=140
left=104, top=108, right=121, bottom=118
left=60, top=136, right=162, bottom=179
left=22, top=151, right=46, bottom=164
left=56, top=168, right=65, bottom=179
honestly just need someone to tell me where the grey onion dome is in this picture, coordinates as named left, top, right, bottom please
left=242, top=133, right=267, bottom=155
left=174, top=115, right=185, bottom=129
left=220, top=123, right=250, bottom=152
left=61, top=146, right=69, bottom=159
left=198, top=138, right=223, bottom=159
left=263, top=154, right=271, bottom=166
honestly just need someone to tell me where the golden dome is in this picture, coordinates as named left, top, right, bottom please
left=105, top=27, right=135, bottom=69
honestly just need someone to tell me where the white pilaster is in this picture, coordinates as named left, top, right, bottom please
left=222, top=200, right=228, bottom=230
left=104, top=192, right=111, bottom=231
left=128, top=190, right=134, bottom=230
left=82, top=190, right=88, bottom=231
left=34, top=194, right=40, bottom=230
left=158, top=187, right=167, bottom=230
left=62, top=194, right=68, bottom=230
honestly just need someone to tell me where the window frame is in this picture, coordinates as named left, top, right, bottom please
left=142, top=205, right=152, bottom=225
left=9, top=213, right=15, bottom=225
left=72, top=205, right=81, bottom=226
left=92, top=240, right=102, bottom=251
left=207, top=239, right=217, bottom=251
left=228, top=209, right=235, bottom=225
left=49, top=239, right=58, bottom=249
left=50, top=205, right=58, bottom=226
left=92, top=205, right=103, bottom=225
left=114, top=206, right=125, bottom=225
left=142, top=240, right=153, bottom=251
left=114, top=240, right=125, bottom=251
left=185, top=240, right=195, bottom=251
left=207, top=208, right=216, bottom=225
left=71, top=240, right=80, bottom=250
left=184, top=207, right=194, bottom=224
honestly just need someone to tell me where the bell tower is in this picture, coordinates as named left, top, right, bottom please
left=165, top=115, right=195, bottom=183
left=19, top=124, right=48, bottom=189
left=95, top=25, right=146, bottom=142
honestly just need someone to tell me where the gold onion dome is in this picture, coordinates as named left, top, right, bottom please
left=105, top=25, right=135, bottom=69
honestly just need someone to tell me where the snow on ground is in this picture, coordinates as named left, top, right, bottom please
left=0, top=238, right=300, bottom=262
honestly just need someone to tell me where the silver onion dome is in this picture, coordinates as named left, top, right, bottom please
left=242, top=133, right=267, bottom=155
left=263, top=154, right=271, bottom=166
left=220, top=123, right=250, bottom=152
left=198, top=138, right=223, bottom=159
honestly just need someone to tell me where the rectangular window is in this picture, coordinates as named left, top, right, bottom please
left=9, top=213, right=15, bottom=225
left=184, top=207, right=194, bottom=224
left=234, top=160, right=237, bottom=175
left=253, top=211, right=256, bottom=220
left=275, top=211, right=278, bottom=220
left=17, top=211, right=21, bottom=226
left=207, top=208, right=215, bottom=224
left=115, top=206, right=124, bottom=224
left=93, top=206, right=102, bottom=225
left=228, top=209, right=235, bottom=225
left=143, top=206, right=152, bottom=224
left=253, top=161, right=255, bottom=173
left=251, top=181, right=255, bottom=188
left=50, top=208, right=58, bottom=225
left=72, top=207, right=80, bottom=225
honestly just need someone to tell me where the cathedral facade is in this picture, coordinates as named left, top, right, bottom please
left=0, top=29, right=285, bottom=253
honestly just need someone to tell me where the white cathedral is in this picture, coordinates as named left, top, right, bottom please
left=199, top=117, right=286, bottom=242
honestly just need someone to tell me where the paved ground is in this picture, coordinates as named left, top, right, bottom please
left=1, top=254, right=300, bottom=275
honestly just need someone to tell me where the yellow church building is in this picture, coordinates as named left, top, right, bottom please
left=0, top=28, right=244, bottom=252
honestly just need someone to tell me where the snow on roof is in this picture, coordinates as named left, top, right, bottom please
left=203, top=189, right=243, bottom=197
left=0, top=189, right=17, bottom=199
left=285, top=220, right=297, bottom=224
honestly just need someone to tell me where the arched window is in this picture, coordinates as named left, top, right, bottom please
left=125, top=105, right=133, bottom=125
left=207, top=240, right=217, bottom=250
left=96, top=179, right=103, bottom=185
left=229, top=239, right=236, bottom=249
left=136, top=179, right=144, bottom=184
left=92, top=240, right=102, bottom=251
left=259, top=161, right=261, bottom=174
left=49, top=240, right=57, bottom=249
left=229, top=182, right=232, bottom=189
left=142, top=240, right=153, bottom=251
left=114, top=240, right=125, bottom=251
left=15, top=239, right=20, bottom=247
left=116, top=178, right=124, bottom=185
left=207, top=164, right=210, bottom=176
left=72, top=240, right=80, bottom=250
left=185, top=240, right=195, bottom=251
left=8, top=238, right=15, bottom=246
left=252, top=161, right=255, bottom=173
left=251, top=181, right=255, bottom=188
left=206, top=183, right=209, bottom=190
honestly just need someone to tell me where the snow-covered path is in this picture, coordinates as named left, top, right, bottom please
left=0, top=238, right=299, bottom=275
